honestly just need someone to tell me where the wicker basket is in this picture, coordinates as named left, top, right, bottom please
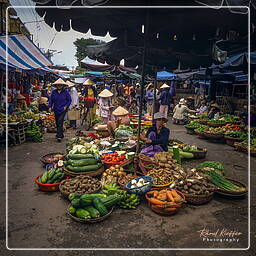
left=182, top=192, right=214, bottom=205
left=204, top=132, right=224, bottom=139
left=103, top=158, right=134, bottom=169
left=198, top=119, right=208, bottom=125
left=67, top=205, right=114, bottom=223
left=63, top=165, right=105, bottom=177
left=59, top=178, right=102, bottom=198
left=184, top=126, right=196, bottom=135
left=225, top=136, right=243, bottom=147
left=207, top=121, right=226, bottom=127
left=195, top=131, right=207, bottom=139
left=215, top=178, right=248, bottom=197
left=40, top=152, right=64, bottom=165
left=138, top=160, right=159, bottom=175
left=145, top=189, right=185, bottom=216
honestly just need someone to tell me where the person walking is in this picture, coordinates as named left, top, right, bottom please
left=98, top=88, right=114, bottom=124
left=145, top=83, right=154, bottom=116
left=159, top=83, right=171, bottom=119
left=82, top=78, right=98, bottom=125
left=67, top=80, right=79, bottom=129
left=48, top=78, right=71, bottom=142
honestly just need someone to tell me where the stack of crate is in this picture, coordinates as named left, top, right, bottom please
left=10, top=122, right=27, bottom=145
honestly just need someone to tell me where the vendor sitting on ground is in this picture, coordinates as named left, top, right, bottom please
left=173, top=98, right=196, bottom=124
left=16, top=94, right=27, bottom=110
left=139, top=112, right=170, bottom=157
left=38, top=96, right=49, bottom=112
left=107, top=106, right=130, bottom=136
left=208, top=103, right=220, bottom=119
left=196, top=101, right=208, bottom=114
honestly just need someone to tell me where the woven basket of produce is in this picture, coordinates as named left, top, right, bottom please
left=215, top=178, right=247, bottom=197
left=224, top=136, right=243, bottom=147
left=40, top=152, right=65, bottom=165
left=197, top=119, right=208, bottom=125
left=145, top=189, right=185, bottom=216
left=183, top=148, right=207, bottom=159
left=207, top=121, right=226, bottom=127
left=138, top=154, right=155, bottom=165
left=234, top=143, right=247, bottom=153
left=184, top=126, right=196, bottom=135
left=68, top=205, right=114, bottom=223
left=138, top=161, right=159, bottom=175
left=194, top=131, right=207, bottom=139
left=182, top=192, right=214, bottom=205
left=59, top=176, right=102, bottom=198
left=204, top=132, right=224, bottom=139
left=146, top=168, right=175, bottom=188
left=63, top=164, right=104, bottom=177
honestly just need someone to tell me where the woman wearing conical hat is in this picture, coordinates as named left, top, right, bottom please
left=98, top=88, right=114, bottom=124
left=107, top=106, right=130, bottom=136
left=48, top=78, right=71, bottom=142
left=82, top=78, right=97, bottom=124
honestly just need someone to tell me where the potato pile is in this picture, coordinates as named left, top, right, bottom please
left=60, top=175, right=101, bottom=195
left=174, top=168, right=216, bottom=195
left=101, top=165, right=126, bottom=186
left=153, top=152, right=176, bottom=168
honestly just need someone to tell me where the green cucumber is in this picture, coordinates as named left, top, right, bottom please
left=68, top=206, right=76, bottom=215
left=71, top=198, right=81, bottom=208
left=68, top=158, right=97, bottom=167
left=69, top=193, right=81, bottom=201
left=75, top=208, right=91, bottom=219
left=67, top=163, right=102, bottom=173
left=83, top=206, right=100, bottom=218
left=93, top=197, right=108, bottom=216
left=68, top=154, right=94, bottom=160
left=41, top=171, right=48, bottom=183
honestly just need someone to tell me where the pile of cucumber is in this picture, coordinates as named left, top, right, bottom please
left=38, top=167, right=64, bottom=184
left=64, top=153, right=103, bottom=173
left=68, top=193, right=121, bottom=220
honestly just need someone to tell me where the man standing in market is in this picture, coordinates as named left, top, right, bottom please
left=48, top=78, right=72, bottom=142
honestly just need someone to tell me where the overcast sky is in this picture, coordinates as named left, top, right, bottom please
left=9, top=0, right=113, bottom=69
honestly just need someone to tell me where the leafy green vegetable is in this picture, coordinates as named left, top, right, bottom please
left=197, top=161, right=225, bottom=172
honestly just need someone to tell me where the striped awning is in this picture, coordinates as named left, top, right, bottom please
left=0, top=35, right=53, bottom=70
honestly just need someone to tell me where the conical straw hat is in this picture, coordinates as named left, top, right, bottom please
left=17, top=94, right=25, bottom=100
left=160, top=83, right=170, bottom=89
left=66, top=80, right=76, bottom=87
left=83, top=78, right=94, bottom=86
left=112, top=106, right=129, bottom=116
left=98, top=89, right=113, bottom=98
left=52, top=78, right=67, bottom=85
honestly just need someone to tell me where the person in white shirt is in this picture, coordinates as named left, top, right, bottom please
left=67, top=81, right=79, bottom=129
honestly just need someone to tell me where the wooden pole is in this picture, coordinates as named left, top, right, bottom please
left=135, top=9, right=149, bottom=156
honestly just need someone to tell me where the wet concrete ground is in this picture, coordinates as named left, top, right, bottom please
left=0, top=123, right=255, bottom=256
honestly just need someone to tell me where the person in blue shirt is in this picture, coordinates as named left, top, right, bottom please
left=48, top=78, right=72, bottom=142
left=145, top=83, right=154, bottom=116
left=159, top=83, right=171, bottom=119
left=140, top=112, right=170, bottom=157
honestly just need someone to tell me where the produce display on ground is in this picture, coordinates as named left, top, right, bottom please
left=34, top=118, right=249, bottom=224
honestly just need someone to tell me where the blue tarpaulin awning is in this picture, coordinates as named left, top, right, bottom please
left=157, top=71, right=177, bottom=81
left=0, top=35, right=52, bottom=70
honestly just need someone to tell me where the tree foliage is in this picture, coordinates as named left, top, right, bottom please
left=73, top=38, right=105, bottom=65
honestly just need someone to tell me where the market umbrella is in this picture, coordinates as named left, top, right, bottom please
left=86, top=35, right=213, bottom=69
